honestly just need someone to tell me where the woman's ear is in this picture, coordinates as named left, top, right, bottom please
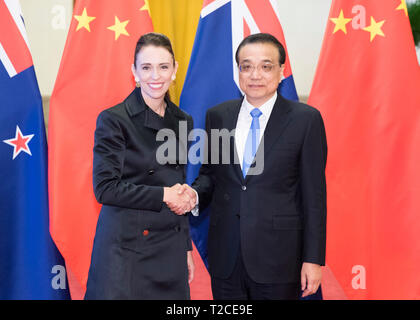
left=131, top=64, right=138, bottom=82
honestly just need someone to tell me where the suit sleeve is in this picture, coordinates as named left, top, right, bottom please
left=92, top=110, right=163, bottom=211
left=300, top=110, right=328, bottom=265
left=191, top=110, right=215, bottom=211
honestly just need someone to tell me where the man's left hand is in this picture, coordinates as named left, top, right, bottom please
left=301, top=262, right=322, bottom=297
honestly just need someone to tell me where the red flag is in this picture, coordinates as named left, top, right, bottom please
left=48, top=0, right=153, bottom=299
left=308, top=0, right=420, bottom=299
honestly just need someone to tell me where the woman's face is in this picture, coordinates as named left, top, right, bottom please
left=132, top=45, right=178, bottom=103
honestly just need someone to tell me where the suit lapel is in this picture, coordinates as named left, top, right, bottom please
left=260, top=94, right=292, bottom=155
left=224, top=99, right=246, bottom=184
left=244, top=94, right=292, bottom=183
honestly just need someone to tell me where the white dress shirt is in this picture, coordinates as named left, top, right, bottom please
left=190, top=92, right=277, bottom=216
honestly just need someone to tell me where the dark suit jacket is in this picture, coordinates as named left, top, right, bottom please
left=192, top=94, right=327, bottom=284
left=85, top=89, right=193, bottom=299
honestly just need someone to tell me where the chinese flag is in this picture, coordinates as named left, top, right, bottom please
left=48, top=0, right=153, bottom=299
left=308, top=0, right=420, bottom=299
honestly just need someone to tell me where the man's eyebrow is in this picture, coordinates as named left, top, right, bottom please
left=239, top=58, right=274, bottom=63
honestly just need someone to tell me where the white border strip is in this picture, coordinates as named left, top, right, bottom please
left=231, top=0, right=260, bottom=92
left=201, top=0, right=231, bottom=18
left=5, top=0, right=31, bottom=50
left=0, top=42, right=17, bottom=77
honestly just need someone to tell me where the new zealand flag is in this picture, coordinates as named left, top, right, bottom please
left=0, top=0, right=69, bottom=299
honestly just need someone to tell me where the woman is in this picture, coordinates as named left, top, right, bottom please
left=85, top=33, right=195, bottom=300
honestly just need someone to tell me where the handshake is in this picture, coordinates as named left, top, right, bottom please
left=163, top=183, right=197, bottom=215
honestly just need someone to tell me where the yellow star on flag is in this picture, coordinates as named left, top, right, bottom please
left=363, top=16, right=386, bottom=42
left=74, top=8, right=96, bottom=32
left=107, top=16, right=130, bottom=40
left=140, top=0, right=151, bottom=16
left=330, top=9, right=352, bottom=34
left=396, top=0, right=408, bottom=16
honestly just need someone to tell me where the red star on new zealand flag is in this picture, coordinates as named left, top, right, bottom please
left=3, top=125, right=34, bottom=160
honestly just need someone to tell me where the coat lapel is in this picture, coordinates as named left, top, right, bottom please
left=125, top=89, right=163, bottom=131
left=124, top=89, right=189, bottom=165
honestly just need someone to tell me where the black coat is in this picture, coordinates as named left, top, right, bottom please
left=85, top=89, right=193, bottom=299
left=192, top=94, right=327, bottom=284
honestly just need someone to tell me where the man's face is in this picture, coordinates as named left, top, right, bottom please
left=237, top=42, right=284, bottom=107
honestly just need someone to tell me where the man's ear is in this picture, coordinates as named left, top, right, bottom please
left=279, top=64, right=286, bottom=83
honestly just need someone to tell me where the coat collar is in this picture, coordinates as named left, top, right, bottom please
left=124, top=88, right=187, bottom=134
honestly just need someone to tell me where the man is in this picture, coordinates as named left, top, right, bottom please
left=176, top=33, right=327, bottom=300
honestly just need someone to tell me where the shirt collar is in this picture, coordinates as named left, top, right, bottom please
left=242, top=91, right=277, bottom=118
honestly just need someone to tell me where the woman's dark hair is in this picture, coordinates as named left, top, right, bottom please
left=133, top=32, right=175, bottom=68
left=235, top=33, right=286, bottom=65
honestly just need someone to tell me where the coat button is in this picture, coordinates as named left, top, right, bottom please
left=174, top=225, right=181, bottom=232
left=143, top=229, right=149, bottom=236
left=148, top=169, right=155, bottom=175
left=175, top=165, right=180, bottom=170
left=241, top=185, right=247, bottom=191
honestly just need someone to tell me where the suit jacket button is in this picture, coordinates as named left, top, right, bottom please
left=148, top=169, right=155, bottom=175
left=174, top=226, right=181, bottom=232
left=175, top=165, right=180, bottom=170
left=241, top=185, right=247, bottom=191
left=143, top=229, right=149, bottom=236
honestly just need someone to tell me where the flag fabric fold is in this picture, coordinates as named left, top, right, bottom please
left=48, top=0, right=153, bottom=299
left=0, top=0, right=69, bottom=299
left=308, top=0, right=420, bottom=299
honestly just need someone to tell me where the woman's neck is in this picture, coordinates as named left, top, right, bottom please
left=141, top=91, right=166, bottom=117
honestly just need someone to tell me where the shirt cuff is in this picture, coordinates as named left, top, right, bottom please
left=190, top=188, right=199, bottom=216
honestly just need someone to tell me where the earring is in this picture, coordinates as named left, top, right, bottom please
left=136, top=82, right=141, bottom=88
left=171, top=75, right=176, bottom=81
